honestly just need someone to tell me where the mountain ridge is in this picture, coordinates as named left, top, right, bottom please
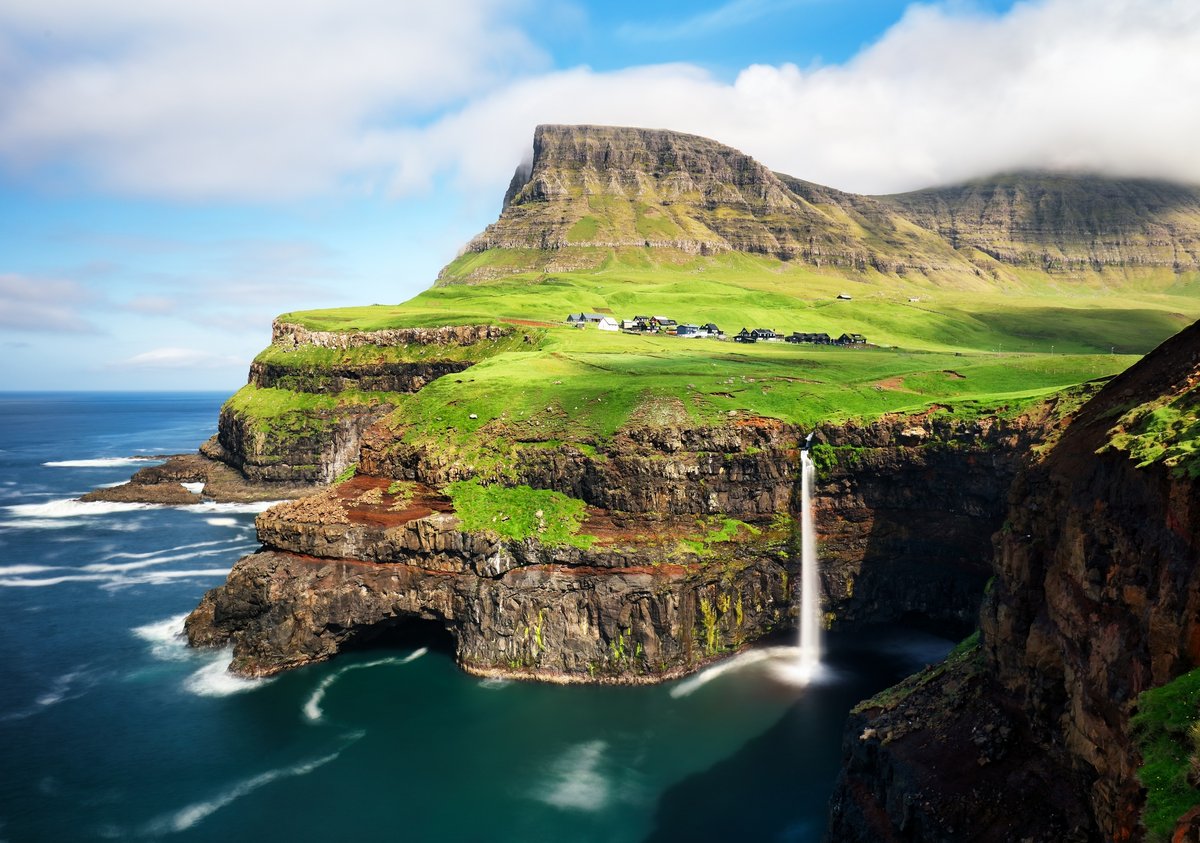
left=440, top=124, right=1200, bottom=285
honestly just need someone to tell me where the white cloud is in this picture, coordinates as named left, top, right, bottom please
left=1, top=0, right=1198, bottom=200
left=398, top=0, right=1200, bottom=197
left=112, top=347, right=244, bottom=369
left=0, top=0, right=546, bottom=199
left=0, top=273, right=100, bottom=333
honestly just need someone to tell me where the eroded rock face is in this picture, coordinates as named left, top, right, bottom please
left=827, top=321, right=1200, bottom=842
left=444, top=125, right=948, bottom=281
left=812, top=412, right=1051, bottom=634
left=210, top=403, right=392, bottom=486
left=248, top=360, right=472, bottom=394
left=360, top=417, right=802, bottom=519
left=186, top=481, right=792, bottom=681
left=271, top=321, right=508, bottom=349
left=188, top=404, right=1056, bottom=684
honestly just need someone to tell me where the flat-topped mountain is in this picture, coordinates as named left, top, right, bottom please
left=440, top=124, right=1200, bottom=284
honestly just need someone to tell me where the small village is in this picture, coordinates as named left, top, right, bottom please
left=564, top=311, right=867, bottom=346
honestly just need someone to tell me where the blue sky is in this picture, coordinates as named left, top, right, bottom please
left=2, top=0, right=1198, bottom=391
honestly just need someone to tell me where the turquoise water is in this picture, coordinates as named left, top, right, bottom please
left=0, top=393, right=951, bottom=841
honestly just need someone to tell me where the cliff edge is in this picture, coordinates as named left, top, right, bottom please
left=828, top=319, right=1200, bottom=841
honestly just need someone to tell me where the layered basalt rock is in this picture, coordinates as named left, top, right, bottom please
left=203, top=321, right=515, bottom=488
left=440, top=124, right=1200, bottom=283
left=811, top=411, right=1058, bottom=635
left=882, top=173, right=1200, bottom=272
left=443, top=125, right=956, bottom=280
left=187, top=400, right=1058, bottom=683
left=186, top=477, right=792, bottom=681
left=248, top=359, right=472, bottom=394
left=827, top=322, right=1200, bottom=841
left=271, top=321, right=508, bottom=349
left=359, top=417, right=802, bottom=519
left=207, top=403, right=391, bottom=486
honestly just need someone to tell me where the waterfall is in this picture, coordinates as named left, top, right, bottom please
left=797, top=450, right=822, bottom=681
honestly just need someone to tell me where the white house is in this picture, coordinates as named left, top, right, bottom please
left=596, top=316, right=620, bottom=331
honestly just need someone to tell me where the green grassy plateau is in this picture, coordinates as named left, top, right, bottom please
left=254, top=249, right=1200, bottom=466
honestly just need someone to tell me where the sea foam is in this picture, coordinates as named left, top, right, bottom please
left=42, top=457, right=160, bottom=468
left=6, top=499, right=155, bottom=519
left=538, top=740, right=611, bottom=812
left=144, top=742, right=356, bottom=834
left=133, top=613, right=191, bottom=661
left=303, top=648, right=428, bottom=722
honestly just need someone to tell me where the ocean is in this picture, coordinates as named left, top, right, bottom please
left=0, top=392, right=951, bottom=842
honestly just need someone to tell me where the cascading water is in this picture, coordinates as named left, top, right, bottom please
left=796, top=448, right=823, bottom=682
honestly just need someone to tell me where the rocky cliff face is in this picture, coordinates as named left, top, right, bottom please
left=828, top=321, right=1200, bottom=841
left=883, top=173, right=1200, bottom=273
left=186, top=476, right=793, bottom=681
left=186, top=403, right=1053, bottom=683
left=812, top=410, right=1058, bottom=636
left=205, top=321, right=516, bottom=488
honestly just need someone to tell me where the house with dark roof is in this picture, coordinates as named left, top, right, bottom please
left=836, top=332, right=867, bottom=345
left=786, top=332, right=832, bottom=345
left=565, top=312, right=609, bottom=325
left=750, top=328, right=779, bottom=341
left=733, top=328, right=757, bottom=343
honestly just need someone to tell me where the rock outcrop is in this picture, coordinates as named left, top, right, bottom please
left=828, top=320, right=1200, bottom=841
left=811, top=409, right=1062, bottom=636
left=186, top=477, right=793, bottom=681
left=199, top=321, right=519, bottom=489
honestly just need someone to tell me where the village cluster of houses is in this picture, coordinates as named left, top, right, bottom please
left=563, top=312, right=867, bottom=346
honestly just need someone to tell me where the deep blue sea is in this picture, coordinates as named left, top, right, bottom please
left=0, top=393, right=951, bottom=842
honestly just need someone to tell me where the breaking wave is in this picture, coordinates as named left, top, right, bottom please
left=6, top=499, right=155, bottom=519
left=42, top=457, right=161, bottom=468
left=183, top=501, right=290, bottom=514
left=183, top=658, right=269, bottom=697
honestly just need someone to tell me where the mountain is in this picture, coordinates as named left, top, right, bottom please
left=440, top=124, right=1200, bottom=285
left=90, top=122, right=1200, bottom=836
left=882, top=172, right=1200, bottom=272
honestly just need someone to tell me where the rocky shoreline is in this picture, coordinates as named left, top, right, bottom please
left=81, top=449, right=316, bottom=505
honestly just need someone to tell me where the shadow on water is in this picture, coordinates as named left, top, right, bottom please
left=643, top=625, right=954, bottom=843
left=342, top=616, right=458, bottom=657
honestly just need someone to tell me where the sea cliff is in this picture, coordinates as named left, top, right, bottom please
left=827, top=320, right=1200, bottom=841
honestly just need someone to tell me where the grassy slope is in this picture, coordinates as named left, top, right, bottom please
left=1132, top=667, right=1200, bottom=841
left=292, top=250, right=1199, bottom=355
left=257, top=248, right=1200, bottom=470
